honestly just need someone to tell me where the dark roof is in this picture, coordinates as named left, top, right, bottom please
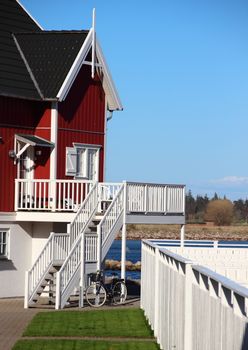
left=0, top=0, right=42, bottom=99
left=14, top=31, right=88, bottom=99
left=16, top=134, right=54, bottom=147
left=0, top=0, right=89, bottom=100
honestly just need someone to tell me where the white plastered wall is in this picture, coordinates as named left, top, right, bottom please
left=31, top=222, right=53, bottom=263
left=0, top=222, right=32, bottom=298
left=0, top=221, right=64, bottom=298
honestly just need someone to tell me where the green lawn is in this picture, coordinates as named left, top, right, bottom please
left=13, top=339, right=160, bottom=350
left=23, top=309, right=153, bottom=338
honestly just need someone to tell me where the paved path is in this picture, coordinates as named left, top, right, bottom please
left=0, top=298, right=39, bottom=350
left=0, top=296, right=140, bottom=350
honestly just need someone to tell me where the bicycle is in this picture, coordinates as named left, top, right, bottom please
left=85, top=271, right=127, bottom=307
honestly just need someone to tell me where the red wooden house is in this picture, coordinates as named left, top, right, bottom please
left=0, top=0, right=185, bottom=308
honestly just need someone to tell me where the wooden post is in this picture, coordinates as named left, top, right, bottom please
left=121, top=182, right=127, bottom=280
left=180, top=224, right=185, bottom=247
left=184, top=263, right=193, bottom=350
left=79, top=232, right=85, bottom=308
left=121, top=224, right=126, bottom=280
left=24, top=271, right=29, bottom=309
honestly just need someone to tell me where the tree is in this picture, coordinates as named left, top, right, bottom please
left=212, top=192, right=219, bottom=200
left=205, top=199, right=233, bottom=226
left=185, top=190, right=196, bottom=221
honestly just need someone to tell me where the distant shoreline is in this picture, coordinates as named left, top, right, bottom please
left=117, top=224, right=248, bottom=241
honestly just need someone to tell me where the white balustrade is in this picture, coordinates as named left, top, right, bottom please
left=98, top=184, right=124, bottom=262
left=141, top=240, right=248, bottom=350
left=15, top=179, right=93, bottom=212
left=24, top=232, right=70, bottom=308
left=69, top=182, right=99, bottom=246
left=126, top=182, right=185, bottom=214
left=85, top=234, right=98, bottom=262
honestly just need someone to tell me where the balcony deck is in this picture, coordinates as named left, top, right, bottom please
left=13, top=179, right=185, bottom=224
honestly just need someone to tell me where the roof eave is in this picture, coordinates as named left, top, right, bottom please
left=16, top=0, right=43, bottom=30
left=56, top=31, right=123, bottom=111
left=96, top=38, right=123, bottom=111
left=56, top=29, right=93, bottom=102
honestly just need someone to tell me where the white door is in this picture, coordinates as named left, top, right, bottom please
left=18, top=146, right=34, bottom=205
left=88, top=149, right=99, bottom=181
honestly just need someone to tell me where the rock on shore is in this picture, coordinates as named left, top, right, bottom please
left=105, top=259, right=141, bottom=271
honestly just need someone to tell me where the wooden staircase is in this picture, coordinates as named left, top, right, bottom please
left=24, top=183, right=123, bottom=309
left=32, top=263, right=62, bottom=306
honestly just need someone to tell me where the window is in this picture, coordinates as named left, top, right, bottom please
left=0, top=230, right=9, bottom=259
left=66, top=144, right=100, bottom=181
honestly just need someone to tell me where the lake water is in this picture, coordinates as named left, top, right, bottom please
left=105, top=240, right=141, bottom=280
left=105, top=239, right=248, bottom=280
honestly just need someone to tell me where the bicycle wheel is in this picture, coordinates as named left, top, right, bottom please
left=112, top=281, right=127, bottom=305
left=86, top=283, right=107, bottom=307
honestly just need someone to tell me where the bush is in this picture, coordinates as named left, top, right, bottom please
left=205, top=199, right=233, bottom=226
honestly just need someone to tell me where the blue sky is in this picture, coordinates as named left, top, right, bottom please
left=22, top=0, right=248, bottom=200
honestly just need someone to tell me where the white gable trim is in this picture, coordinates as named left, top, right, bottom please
left=96, top=39, right=123, bottom=111
left=17, top=1, right=43, bottom=30
left=56, top=31, right=123, bottom=111
left=57, top=29, right=93, bottom=101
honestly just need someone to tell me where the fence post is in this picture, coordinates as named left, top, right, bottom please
left=180, top=225, right=185, bottom=247
left=184, top=263, right=193, bottom=350
left=121, top=182, right=127, bottom=280
left=24, top=271, right=29, bottom=309
left=14, top=179, right=19, bottom=211
left=55, top=271, right=61, bottom=310
left=50, top=232, right=54, bottom=261
left=79, top=233, right=85, bottom=308
left=154, top=247, right=160, bottom=338
left=67, top=223, right=71, bottom=249
left=97, top=225, right=101, bottom=271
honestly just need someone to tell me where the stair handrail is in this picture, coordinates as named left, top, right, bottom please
left=97, top=184, right=125, bottom=266
left=24, top=232, right=70, bottom=308
left=69, top=181, right=98, bottom=246
left=56, top=185, right=100, bottom=309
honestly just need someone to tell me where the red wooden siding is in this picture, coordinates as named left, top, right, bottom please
left=34, top=107, right=51, bottom=179
left=57, top=65, right=106, bottom=181
left=0, top=96, right=51, bottom=211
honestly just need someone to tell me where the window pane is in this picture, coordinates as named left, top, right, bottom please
left=88, top=149, right=97, bottom=180
left=77, top=149, right=86, bottom=177
left=0, top=231, right=7, bottom=256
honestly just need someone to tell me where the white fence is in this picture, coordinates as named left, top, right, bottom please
left=141, top=240, right=248, bottom=350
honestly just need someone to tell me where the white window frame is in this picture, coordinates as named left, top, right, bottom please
left=66, top=143, right=100, bottom=181
left=0, top=229, right=10, bottom=259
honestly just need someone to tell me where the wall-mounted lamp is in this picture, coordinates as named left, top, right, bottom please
left=107, top=110, right=113, bottom=122
left=8, top=150, right=16, bottom=158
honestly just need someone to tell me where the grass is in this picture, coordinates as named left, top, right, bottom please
left=23, top=308, right=153, bottom=338
left=13, top=339, right=160, bottom=350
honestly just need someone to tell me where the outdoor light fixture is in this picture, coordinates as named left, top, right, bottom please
left=8, top=150, right=16, bottom=158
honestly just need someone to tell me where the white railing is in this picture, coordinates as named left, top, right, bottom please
left=98, top=184, right=125, bottom=262
left=126, top=182, right=185, bottom=214
left=149, top=239, right=248, bottom=248
left=15, top=179, right=93, bottom=212
left=141, top=240, right=248, bottom=350
left=85, top=234, right=98, bottom=262
left=98, top=182, right=122, bottom=201
left=24, top=232, right=69, bottom=308
left=69, top=182, right=99, bottom=246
